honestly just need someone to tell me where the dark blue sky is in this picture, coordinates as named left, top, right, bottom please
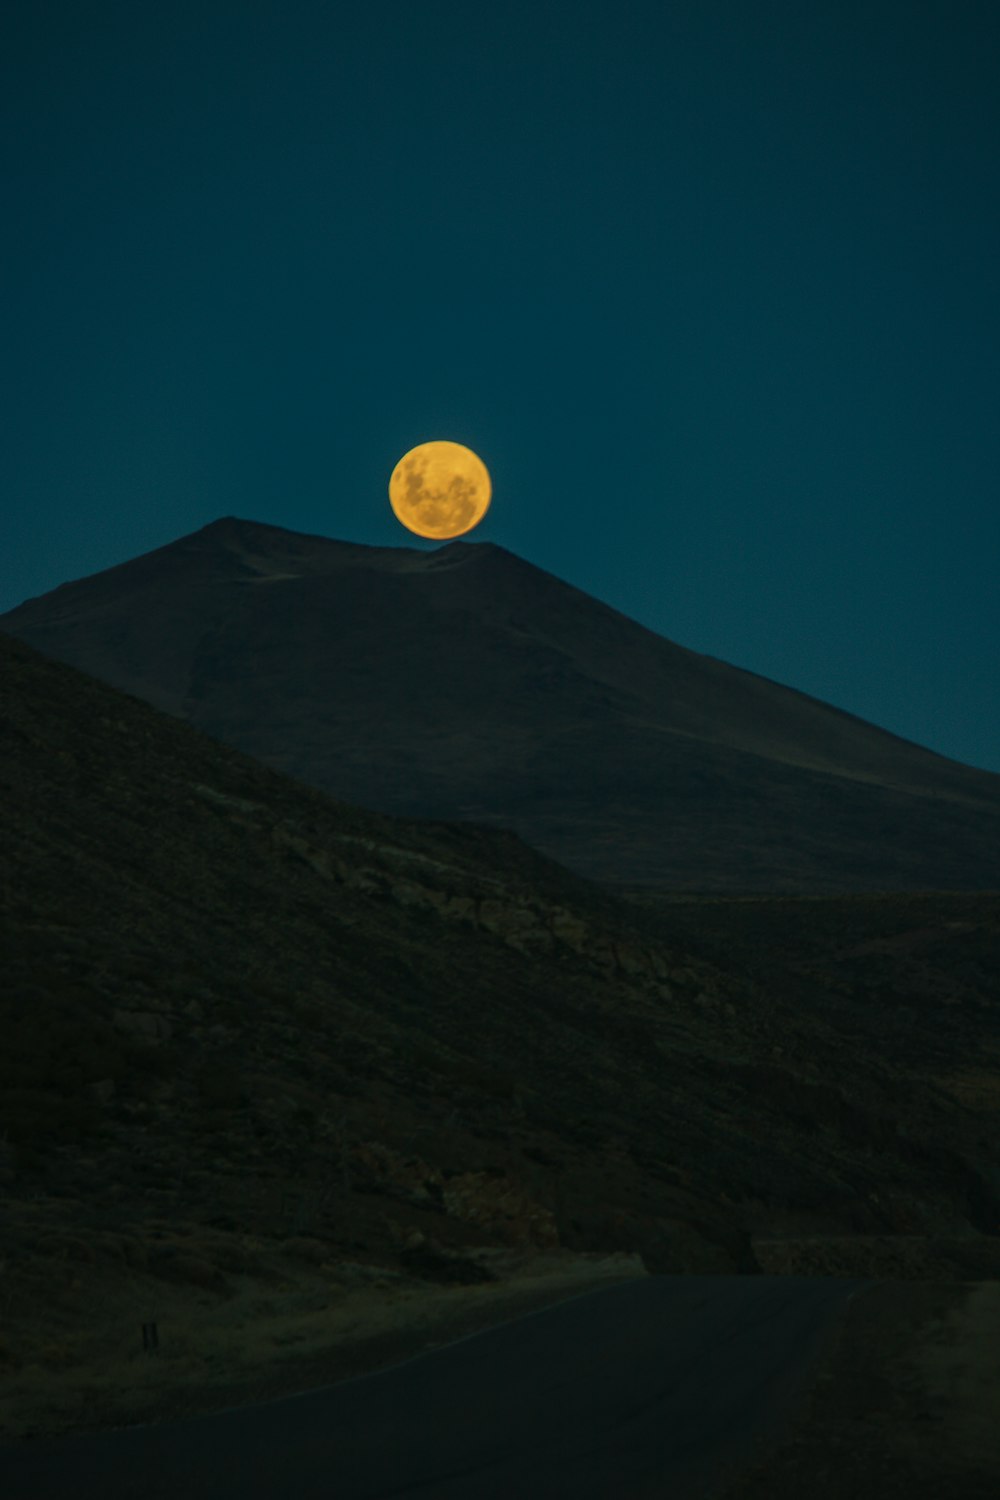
left=4, top=0, right=998, bottom=772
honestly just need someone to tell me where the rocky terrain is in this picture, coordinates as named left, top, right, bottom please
left=1, top=628, right=999, bottom=1449
left=4, top=515, right=1000, bottom=892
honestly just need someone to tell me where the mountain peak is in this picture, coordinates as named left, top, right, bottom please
left=2, top=518, right=999, bottom=892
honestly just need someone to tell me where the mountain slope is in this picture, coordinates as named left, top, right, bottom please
left=3, top=626, right=999, bottom=1245
left=2, top=629, right=1000, bottom=1437
left=3, top=514, right=1000, bottom=893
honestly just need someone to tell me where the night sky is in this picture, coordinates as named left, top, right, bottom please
left=4, top=1, right=998, bottom=772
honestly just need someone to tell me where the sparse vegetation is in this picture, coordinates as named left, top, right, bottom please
left=1, top=629, right=999, bottom=1450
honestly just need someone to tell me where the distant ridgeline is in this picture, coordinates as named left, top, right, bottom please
left=3, top=515, right=1000, bottom=893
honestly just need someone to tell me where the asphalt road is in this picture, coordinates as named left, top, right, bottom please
left=0, top=1275, right=870, bottom=1499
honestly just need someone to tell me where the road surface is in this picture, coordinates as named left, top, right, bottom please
left=0, top=1274, right=870, bottom=1499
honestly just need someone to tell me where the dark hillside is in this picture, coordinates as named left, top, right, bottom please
left=5, top=516, right=1000, bottom=891
left=2, top=628, right=999, bottom=1437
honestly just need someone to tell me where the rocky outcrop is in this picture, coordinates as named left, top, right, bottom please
left=259, top=816, right=694, bottom=993
left=440, top=1171, right=560, bottom=1247
left=349, top=1139, right=558, bottom=1247
left=182, top=785, right=732, bottom=1005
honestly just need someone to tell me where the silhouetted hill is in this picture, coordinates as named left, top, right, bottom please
left=2, top=628, right=1000, bottom=1438
left=4, top=515, right=1000, bottom=892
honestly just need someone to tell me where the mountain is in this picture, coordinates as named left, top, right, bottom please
left=2, top=627, right=1000, bottom=1440
left=3, top=514, right=1000, bottom=894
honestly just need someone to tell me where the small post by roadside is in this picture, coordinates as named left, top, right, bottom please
left=142, top=1321, right=159, bottom=1354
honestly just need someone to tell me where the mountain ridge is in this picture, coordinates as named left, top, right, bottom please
left=3, top=515, right=999, bottom=892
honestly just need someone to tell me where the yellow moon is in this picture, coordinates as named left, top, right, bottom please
left=388, top=440, right=492, bottom=540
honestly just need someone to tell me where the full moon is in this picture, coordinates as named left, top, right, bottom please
left=388, top=440, right=492, bottom=540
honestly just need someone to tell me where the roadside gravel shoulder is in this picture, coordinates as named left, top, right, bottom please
left=710, top=1279, right=1000, bottom=1500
